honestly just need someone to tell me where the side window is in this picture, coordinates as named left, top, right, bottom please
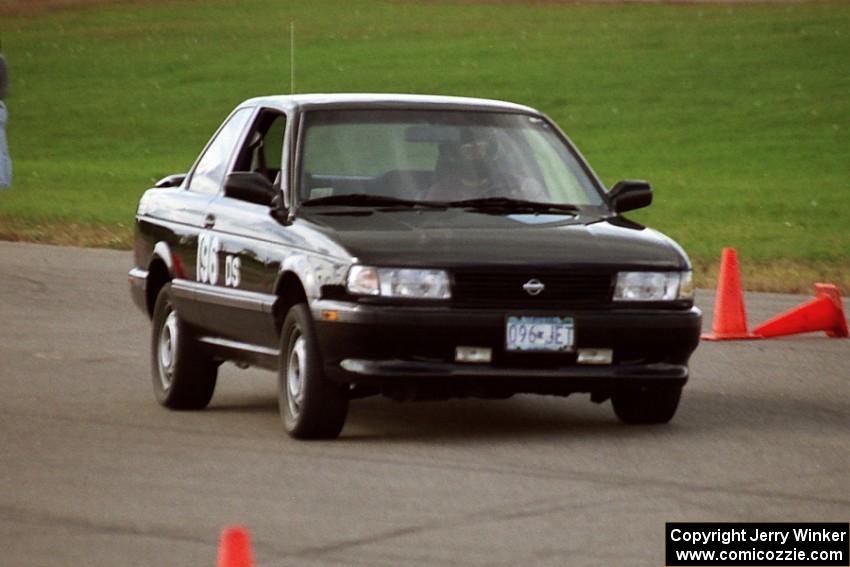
left=259, top=115, right=286, bottom=174
left=189, top=108, right=253, bottom=195
left=232, top=110, right=287, bottom=186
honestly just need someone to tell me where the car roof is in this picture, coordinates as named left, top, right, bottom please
left=237, top=93, right=541, bottom=115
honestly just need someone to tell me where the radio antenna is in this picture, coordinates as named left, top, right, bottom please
left=290, top=21, right=295, bottom=94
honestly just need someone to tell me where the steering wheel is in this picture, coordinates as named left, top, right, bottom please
left=473, top=172, right=526, bottom=199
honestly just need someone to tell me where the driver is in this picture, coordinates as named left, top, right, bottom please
left=426, top=137, right=500, bottom=202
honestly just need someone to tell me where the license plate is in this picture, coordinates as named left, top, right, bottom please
left=505, top=316, right=575, bottom=352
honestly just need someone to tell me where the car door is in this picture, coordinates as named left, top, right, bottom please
left=165, top=107, right=254, bottom=329
left=198, top=108, right=290, bottom=349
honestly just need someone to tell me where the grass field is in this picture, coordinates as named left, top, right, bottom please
left=0, top=0, right=848, bottom=290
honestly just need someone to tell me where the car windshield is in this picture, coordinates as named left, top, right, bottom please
left=298, top=109, right=606, bottom=211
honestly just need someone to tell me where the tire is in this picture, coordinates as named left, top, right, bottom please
left=611, top=386, right=682, bottom=425
left=151, top=283, right=218, bottom=410
left=278, top=304, right=348, bottom=439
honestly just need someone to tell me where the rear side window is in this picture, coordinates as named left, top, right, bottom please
left=190, top=108, right=253, bottom=195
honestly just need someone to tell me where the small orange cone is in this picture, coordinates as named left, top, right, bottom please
left=217, top=526, right=254, bottom=567
left=701, top=248, right=760, bottom=340
left=753, top=283, right=849, bottom=339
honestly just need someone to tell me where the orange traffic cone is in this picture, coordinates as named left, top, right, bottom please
left=217, top=526, right=254, bottom=567
left=702, top=248, right=760, bottom=340
left=753, top=283, right=848, bottom=339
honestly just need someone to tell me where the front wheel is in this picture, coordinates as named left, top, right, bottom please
left=151, top=283, right=218, bottom=410
left=611, top=386, right=682, bottom=425
left=278, top=304, right=348, bottom=439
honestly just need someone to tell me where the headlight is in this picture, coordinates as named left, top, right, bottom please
left=614, top=271, right=693, bottom=301
left=346, top=266, right=380, bottom=296
left=678, top=270, right=694, bottom=300
left=346, top=266, right=451, bottom=300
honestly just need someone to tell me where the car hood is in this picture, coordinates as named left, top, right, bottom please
left=297, top=209, right=689, bottom=270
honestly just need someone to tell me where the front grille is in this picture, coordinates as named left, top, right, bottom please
left=452, top=270, right=614, bottom=309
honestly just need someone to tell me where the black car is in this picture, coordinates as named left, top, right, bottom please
left=129, top=94, right=701, bottom=439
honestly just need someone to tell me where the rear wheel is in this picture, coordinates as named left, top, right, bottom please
left=278, top=304, right=348, bottom=439
left=151, top=283, right=218, bottom=409
left=612, top=386, right=682, bottom=424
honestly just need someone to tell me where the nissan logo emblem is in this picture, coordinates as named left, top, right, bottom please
left=522, top=278, right=545, bottom=296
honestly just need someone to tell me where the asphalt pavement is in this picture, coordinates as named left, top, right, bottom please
left=0, top=241, right=847, bottom=567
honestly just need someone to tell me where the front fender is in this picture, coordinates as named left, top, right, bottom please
left=275, top=252, right=350, bottom=302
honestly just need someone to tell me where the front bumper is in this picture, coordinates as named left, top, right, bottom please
left=128, top=267, right=148, bottom=315
left=312, top=300, right=701, bottom=394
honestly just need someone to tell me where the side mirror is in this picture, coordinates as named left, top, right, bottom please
left=608, top=180, right=652, bottom=213
left=224, top=172, right=275, bottom=206
left=154, top=173, right=187, bottom=188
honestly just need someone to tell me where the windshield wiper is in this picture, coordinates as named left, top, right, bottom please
left=445, top=197, right=580, bottom=214
left=301, top=193, right=445, bottom=209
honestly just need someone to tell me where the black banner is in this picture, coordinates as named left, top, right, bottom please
left=666, top=523, right=849, bottom=566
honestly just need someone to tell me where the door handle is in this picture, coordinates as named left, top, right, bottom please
left=203, top=214, right=216, bottom=229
